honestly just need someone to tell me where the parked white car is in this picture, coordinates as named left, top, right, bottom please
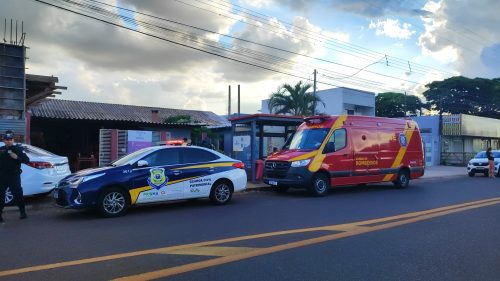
left=1, top=143, right=71, bottom=205
left=467, top=150, right=500, bottom=177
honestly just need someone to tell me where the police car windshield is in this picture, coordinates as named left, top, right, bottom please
left=111, top=147, right=156, bottom=166
left=289, top=128, right=329, bottom=150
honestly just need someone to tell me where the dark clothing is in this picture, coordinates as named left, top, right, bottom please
left=486, top=150, right=494, bottom=161
left=0, top=144, right=29, bottom=214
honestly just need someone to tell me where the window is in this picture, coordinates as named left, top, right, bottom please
left=327, top=129, right=347, bottom=151
left=141, top=148, right=180, bottom=166
left=289, top=129, right=329, bottom=150
left=182, top=148, right=219, bottom=164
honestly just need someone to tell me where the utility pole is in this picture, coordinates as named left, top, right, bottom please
left=313, top=69, right=317, bottom=116
left=228, top=85, right=231, bottom=118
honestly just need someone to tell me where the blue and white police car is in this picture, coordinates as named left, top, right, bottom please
left=54, top=146, right=247, bottom=217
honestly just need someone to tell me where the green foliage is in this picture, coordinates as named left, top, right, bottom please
left=376, top=92, right=427, bottom=117
left=163, top=115, right=191, bottom=124
left=423, top=76, right=500, bottom=118
left=268, top=81, right=324, bottom=116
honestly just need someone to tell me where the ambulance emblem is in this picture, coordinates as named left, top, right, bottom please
left=399, top=133, right=408, bottom=147
left=148, top=168, right=168, bottom=190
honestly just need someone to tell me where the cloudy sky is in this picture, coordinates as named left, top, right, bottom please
left=1, top=0, right=499, bottom=115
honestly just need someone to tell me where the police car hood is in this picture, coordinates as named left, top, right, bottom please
left=73, top=166, right=117, bottom=177
left=266, top=149, right=318, bottom=161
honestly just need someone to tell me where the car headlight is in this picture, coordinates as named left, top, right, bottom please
left=68, top=173, right=106, bottom=188
left=291, top=159, right=311, bottom=167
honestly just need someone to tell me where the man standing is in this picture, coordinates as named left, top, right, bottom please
left=0, top=130, right=30, bottom=223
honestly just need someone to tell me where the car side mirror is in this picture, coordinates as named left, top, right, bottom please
left=323, top=142, right=335, bottom=154
left=137, top=160, right=149, bottom=167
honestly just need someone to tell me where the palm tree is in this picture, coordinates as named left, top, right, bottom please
left=268, top=81, right=324, bottom=116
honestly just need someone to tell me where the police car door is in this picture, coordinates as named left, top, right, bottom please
left=132, top=148, right=186, bottom=204
left=177, top=147, right=221, bottom=198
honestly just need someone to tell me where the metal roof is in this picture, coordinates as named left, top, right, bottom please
left=29, top=99, right=230, bottom=127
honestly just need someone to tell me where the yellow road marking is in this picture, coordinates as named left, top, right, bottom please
left=160, top=246, right=257, bottom=257
left=1, top=197, right=500, bottom=279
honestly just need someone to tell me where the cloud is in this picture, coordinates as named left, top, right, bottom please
left=418, top=0, right=500, bottom=78
left=369, top=19, right=416, bottom=39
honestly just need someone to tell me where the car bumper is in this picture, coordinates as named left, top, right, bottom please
left=53, top=187, right=88, bottom=209
left=263, top=166, right=313, bottom=188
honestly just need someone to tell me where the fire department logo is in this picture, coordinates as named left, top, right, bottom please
left=147, top=168, right=168, bottom=190
left=399, top=133, right=408, bottom=147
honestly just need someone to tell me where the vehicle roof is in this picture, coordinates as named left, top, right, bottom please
left=301, top=115, right=417, bottom=130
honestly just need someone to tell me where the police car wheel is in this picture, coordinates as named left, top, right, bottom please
left=97, top=188, right=129, bottom=217
left=468, top=171, right=475, bottom=177
left=394, top=170, right=410, bottom=189
left=4, top=187, right=14, bottom=206
left=210, top=180, right=233, bottom=205
left=310, top=173, right=329, bottom=197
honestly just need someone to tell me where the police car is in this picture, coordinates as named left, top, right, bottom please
left=54, top=146, right=247, bottom=217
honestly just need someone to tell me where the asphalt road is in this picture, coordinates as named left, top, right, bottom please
left=1, top=175, right=500, bottom=281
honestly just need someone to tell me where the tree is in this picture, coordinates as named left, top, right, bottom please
left=268, top=81, right=324, bottom=116
left=423, top=76, right=500, bottom=118
left=375, top=92, right=427, bottom=117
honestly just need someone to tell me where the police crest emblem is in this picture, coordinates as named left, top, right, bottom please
left=147, top=168, right=168, bottom=190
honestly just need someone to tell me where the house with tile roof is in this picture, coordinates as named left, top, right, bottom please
left=28, top=99, right=230, bottom=170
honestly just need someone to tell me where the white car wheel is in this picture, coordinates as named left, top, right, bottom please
left=4, top=187, right=14, bottom=205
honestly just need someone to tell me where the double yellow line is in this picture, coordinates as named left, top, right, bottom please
left=1, top=197, right=499, bottom=280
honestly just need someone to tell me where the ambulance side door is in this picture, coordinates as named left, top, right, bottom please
left=322, top=128, right=355, bottom=186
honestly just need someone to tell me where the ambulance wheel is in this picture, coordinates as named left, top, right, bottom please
left=394, top=170, right=410, bottom=189
left=210, top=180, right=233, bottom=205
left=274, top=185, right=289, bottom=193
left=468, top=171, right=475, bottom=177
left=310, top=173, right=330, bottom=197
left=97, top=187, right=130, bottom=218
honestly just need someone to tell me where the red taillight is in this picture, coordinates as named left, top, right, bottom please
left=27, top=161, right=54, bottom=169
left=232, top=162, right=245, bottom=169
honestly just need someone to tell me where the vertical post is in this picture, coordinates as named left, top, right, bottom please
left=313, top=69, right=317, bottom=116
left=228, top=85, right=231, bottom=118
left=259, top=124, right=264, bottom=159
left=110, top=129, right=118, bottom=162
left=230, top=123, right=236, bottom=158
left=250, top=120, right=256, bottom=183
left=25, top=110, right=31, bottom=144
left=238, top=84, right=241, bottom=117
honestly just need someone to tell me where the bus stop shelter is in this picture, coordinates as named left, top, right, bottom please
left=229, top=114, right=304, bottom=182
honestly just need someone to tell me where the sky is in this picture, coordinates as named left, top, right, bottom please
left=1, top=0, right=499, bottom=115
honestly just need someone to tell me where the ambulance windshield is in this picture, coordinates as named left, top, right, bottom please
left=289, top=128, right=329, bottom=150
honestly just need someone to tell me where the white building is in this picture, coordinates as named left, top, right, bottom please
left=261, top=87, right=375, bottom=116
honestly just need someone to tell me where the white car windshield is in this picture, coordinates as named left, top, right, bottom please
left=475, top=151, right=500, bottom=158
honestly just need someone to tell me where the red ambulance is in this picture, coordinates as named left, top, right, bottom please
left=263, top=115, right=425, bottom=196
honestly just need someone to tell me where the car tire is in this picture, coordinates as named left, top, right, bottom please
left=4, top=187, right=14, bottom=206
left=468, top=171, right=475, bottom=177
left=394, top=169, right=410, bottom=189
left=274, top=185, right=289, bottom=193
left=209, top=180, right=233, bottom=205
left=310, top=173, right=330, bottom=197
left=97, top=187, right=130, bottom=218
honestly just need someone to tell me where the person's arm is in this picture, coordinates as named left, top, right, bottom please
left=12, top=146, right=30, bottom=164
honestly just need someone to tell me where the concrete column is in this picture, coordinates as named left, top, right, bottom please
left=251, top=120, right=256, bottom=183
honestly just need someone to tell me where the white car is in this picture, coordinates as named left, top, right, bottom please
left=467, top=150, right=500, bottom=177
left=1, top=143, right=71, bottom=205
